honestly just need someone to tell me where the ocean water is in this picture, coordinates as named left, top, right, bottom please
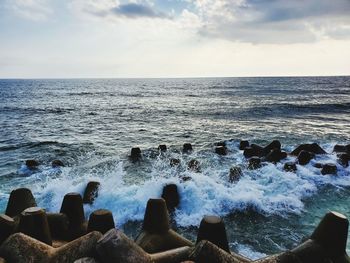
left=0, top=76, right=350, bottom=259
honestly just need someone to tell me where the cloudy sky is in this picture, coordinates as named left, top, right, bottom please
left=1, top=0, right=350, bottom=78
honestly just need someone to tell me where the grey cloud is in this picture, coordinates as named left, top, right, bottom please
left=111, top=3, right=167, bottom=19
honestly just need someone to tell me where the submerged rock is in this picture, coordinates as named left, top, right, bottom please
left=297, top=150, right=314, bottom=165
left=283, top=162, right=297, bottom=172
left=188, top=159, right=200, bottom=172
left=321, top=163, right=337, bottom=175
left=25, top=159, right=39, bottom=169
left=183, top=143, right=193, bottom=153
left=52, top=160, right=64, bottom=168
left=239, top=140, right=249, bottom=150
left=229, top=166, right=243, bottom=183
left=215, top=146, right=228, bottom=156
left=248, top=157, right=261, bottom=169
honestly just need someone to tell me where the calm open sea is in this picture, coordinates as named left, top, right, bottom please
left=0, top=77, right=350, bottom=259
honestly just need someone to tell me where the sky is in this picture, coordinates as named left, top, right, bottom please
left=0, top=0, right=350, bottom=78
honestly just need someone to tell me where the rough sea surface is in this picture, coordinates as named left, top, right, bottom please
left=0, top=76, right=350, bottom=259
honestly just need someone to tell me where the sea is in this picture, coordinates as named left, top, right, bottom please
left=0, top=76, right=350, bottom=259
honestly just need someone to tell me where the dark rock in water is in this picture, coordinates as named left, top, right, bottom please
left=60, top=193, right=86, bottom=240
left=0, top=214, right=15, bottom=245
left=142, top=199, right=170, bottom=234
left=83, top=181, right=100, bottom=204
left=338, top=153, right=350, bottom=167
left=321, top=164, right=337, bottom=175
left=52, top=160, right=64, bottom=168
left=264, top=149, right=287, bottom=163
left=158, top=144, right=167, bottom=152
left=215, top=146, right=228, bottom=156
left=25, top=159, right=39, bottom=169
left=263, top=140, right=281, bottom=155
left=181, top=176, right=192, bottom=182
left=196, top=216, right=230, bottom=253
left=96, top=229, right=152, bottom=263
left=313, top=163, right=323, bottom=169
left=291, top=143, right=326, bottom=156
left=333, top=144, right=348, bottom=153
left=297, top=150, right=315, bottom=165
left=248, top=157, right=261, bottom=170
left=183, top=143, right=193, bottom=153
left=243, top=147, right=255, bottom=158
left=161, top=184, right=180, bottom=211
left=215, top=141, right=226, bottom=147
left=188, top=159, right=200, bottom=172
left=251, top=144, right=264, bottom=157
left=284, top=162, right=297, bottom=172
left=239, top=140, right=249, bottom=150
left=130, top=147, right=142, bottom=160
left=18, top=207, right=52, bottom=246
left=87, top=209, right=115, bottom=234
left=229, top=167, right=242, bottom=183
left=5, top=188, right=37, bottom=217
left=170, top=158, right=180, bottom=167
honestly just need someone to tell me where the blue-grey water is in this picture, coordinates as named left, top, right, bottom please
left=0, top=77, right=350, bottom=259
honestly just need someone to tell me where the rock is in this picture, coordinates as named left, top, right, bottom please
left=196, top=215, right=230, bottom=253
left=251, top=144, right=264, bottom=157
left=215, top=141, right=226, bottom=147
left=229, top=166, right=243, bottom=183
left=170, top=158, right=180, bottom=167
left=5, top=188, right=37, bottom=217
left=321, top=164, right=337, bottom=175
left=136, top=199, right=193, bottom=253
left=248, top=157, right=261, bottom=170
left=291, top=143, right=326, bottom=156
left=183, top=143, right=193, bottom=153
left=239, top=140, right=249, bottom=150
left=130, top=147, right=142, bottom=161
left=188, top=159, right=200, bottom=172
left=263, top=140, right=281, bottom=155
left=96, top=229, right=152, bottom=263
left=18, top=207, right=52, bottom=245
left=297, top=150, right=314, bottom=165
left=25, top=159, right=39, bottom=169
left=87, top=209, right=115, bottom=234
left=150, top=246, right=192, bottom=263
left=161, top=184, right=180, bottom=211
left=51, top=160, right=64, bottom=168
left=180, top=176, right=192, bottom=182
left=74, top=258, right=99, bottom=263
left=283, top=162, right=297, bottom=172
left=243, top=147, right=255, bottom=158
left=47, top=213, right=69, bottom=241
left=158, top=145, right=167, bottom=152
left=313, top=163, right=323, bottom=168
left=0, top=231, right=102, bottom=263
left=190, top=240, right=251, bottom=263
left=215, top=146, right=228, bottom=156
left=83, top=181, right=100, bottom=204
left=0, top=214, right=15, bottom=245
left=60, top=193, right=86, bottom=240
left=264, top=149, right=287, bottom=163
left=338, top=153, right=350, bottom=167
left=333, top=145, right=348, bottom=153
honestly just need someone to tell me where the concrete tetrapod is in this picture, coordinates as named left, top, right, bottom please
left=135, top=198, right=193, bottom=253
left=96, top=228, right=192, bottom=263
left=5, top=188, right=37, bottom=217
left=0, top=231, right=102, bottom=263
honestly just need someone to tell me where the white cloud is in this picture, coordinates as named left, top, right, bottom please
left=6, top=0, right=53, bottom=21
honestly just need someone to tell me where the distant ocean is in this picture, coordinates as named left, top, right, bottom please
left=0, top=77, right=350, bottom=259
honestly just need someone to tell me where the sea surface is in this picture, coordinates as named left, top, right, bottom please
left=0, top=76, right=350, bottom=259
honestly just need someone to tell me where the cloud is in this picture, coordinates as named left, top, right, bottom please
left=5, top=0, right=53, bottom=21
left=111, top=3, right=167, bottom=19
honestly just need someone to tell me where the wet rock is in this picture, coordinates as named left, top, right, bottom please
left=170, top=158, right=180, bottom=167
left=229, top=167, right=243, bottom=183
left=338, top=153, right=350, bottom=167
left=313, top=163, right=323, bottom=169
left=161, top=184, right=180, bottom=211
left=180, top=176, right=192, bottom=182
left=60, top=193, right=86, bottom=240
left=188, top=159, right=200, bottom=172
left=0, top=214, right=15, bottom=245
left=5, top=188, right=37, bottom=217
left=263, top=140, right=281, bottom=155
left=83, top=181, right=100, bottom=204
left=239, top=140, right=249, bottom=150
left=333, top=145, right=348, bottom=153
left=321, top=163, right=337, bottom=175
left=215, top=141, right=226, bottom=147
left=25, top=159, right=39, bottom=169
left=196, top=215, right=230, bottom=253
left=215, top=146, right=228, bottom=156
left=0, top=231, right=102, bottom=263
left=248, top=157, right=261, bottom=170
left=297, top=150, right=314, bottom=165
left=51, top=160, right=64, bottom=168
left=18, top=207, right=52, bottom=245
left=283, top=162, right=297, bottom=172
left=158, top=145, right=167, bottom=152
left=87, top=209, right=115, bottom=234
left=243, top=147, right=255, bottom=158
left=264, top=149, right=287, bottom=163
left=130, top=147, right=142, bottom=161
left=47, top=213, right=69, bottom=241
left=291, top=143, right=326, bottom=156
left=243, top=144, right=264, bottom=158
left=183, top=143, right=193, bottom=153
